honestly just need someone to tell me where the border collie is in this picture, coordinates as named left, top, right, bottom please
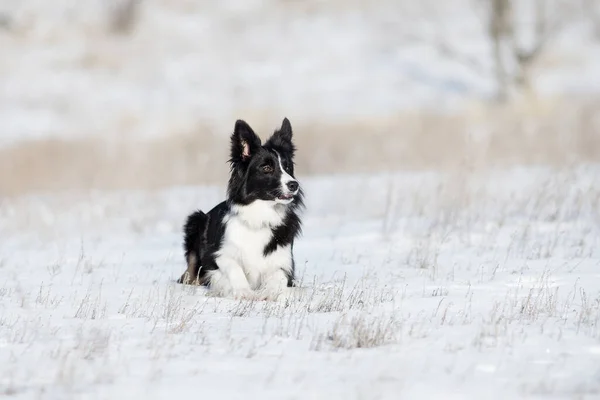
left=177, top=118, right=304, bottom=300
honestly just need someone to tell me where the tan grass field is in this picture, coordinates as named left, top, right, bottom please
left=1, top=96, right=598, bottom=196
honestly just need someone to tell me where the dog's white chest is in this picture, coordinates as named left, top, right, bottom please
left=218, top=202, right=292, bottom=288
left=223, top=218, right=271, bottom=261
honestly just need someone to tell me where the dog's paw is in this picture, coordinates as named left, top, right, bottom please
left=256, top=287, right=301, bottom=302
left=232, top=288, right=260, bottom=301
left=261, top=292, right=283, bottom=302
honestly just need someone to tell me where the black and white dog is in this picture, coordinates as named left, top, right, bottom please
left=177, top=118, right=304, bottom=300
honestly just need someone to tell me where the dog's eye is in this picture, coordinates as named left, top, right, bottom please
left=262, top=165, right=274, bottom=174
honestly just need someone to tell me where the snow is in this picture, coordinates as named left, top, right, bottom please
left=1, top=166, right=600, bottom=399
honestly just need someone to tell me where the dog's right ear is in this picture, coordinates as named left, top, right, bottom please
left=230, top=119, right=261, bottom=163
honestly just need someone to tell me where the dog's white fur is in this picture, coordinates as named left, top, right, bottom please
left=209, top=200, right=292, bottom=300
left=276, top=153, right=296, bottom=205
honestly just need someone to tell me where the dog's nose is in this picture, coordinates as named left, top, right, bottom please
left=287, top=181, right=299, bottom=192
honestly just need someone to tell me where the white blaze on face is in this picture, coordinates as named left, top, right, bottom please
left=277, top=153, right=296, bottom=195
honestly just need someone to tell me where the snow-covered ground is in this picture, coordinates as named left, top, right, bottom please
left=1, top=0, right=599, bottom=145
left=1, top=166, right=599, bottom=399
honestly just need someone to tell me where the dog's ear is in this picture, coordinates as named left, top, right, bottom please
left=231, top=119, right=261, bottom=162
left=266, top=117, right=295, bottom=157
left=278, top=117, right=293, bottom=142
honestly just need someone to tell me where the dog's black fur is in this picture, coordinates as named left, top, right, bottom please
left=177, top=118, right=304, bottom=290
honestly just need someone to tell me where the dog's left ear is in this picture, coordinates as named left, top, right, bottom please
left=266, top=117, right=295, bottom=156
left=279, top=117, right=293, bottom=142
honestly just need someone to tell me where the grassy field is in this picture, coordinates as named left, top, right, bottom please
left=1, top=97, right=599, bottom=196
left=1, top=165, right=599, bottom=399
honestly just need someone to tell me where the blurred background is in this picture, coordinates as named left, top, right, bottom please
left=0, top=0, right=599, bottom=195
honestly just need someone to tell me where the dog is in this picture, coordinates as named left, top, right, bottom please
left=177, top=118, right=304, bottom=300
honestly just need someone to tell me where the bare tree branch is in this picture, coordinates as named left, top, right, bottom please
left=585, top=0, right=600, bottom=40
left=433, top=36, right=490, bottom=77
left=108, top=0, right=142, bottom=35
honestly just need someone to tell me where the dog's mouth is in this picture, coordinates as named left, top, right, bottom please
left=277, top=193, right=294, bottom=201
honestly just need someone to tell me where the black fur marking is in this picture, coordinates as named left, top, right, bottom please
left=178, top=202, right=228, bottom=285
left=264, top=117, right=296, bottom=158
left=264, top=193, right=304, bottom=257
left=183, top=210, right=206, bottom=270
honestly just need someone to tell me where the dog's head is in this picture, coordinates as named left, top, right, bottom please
left=227, top=118, right=303, bottom=207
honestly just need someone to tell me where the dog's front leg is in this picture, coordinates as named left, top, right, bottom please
left=259, top=268, right=290, bottom=301
left=211, top=257, right=254, bottom=299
